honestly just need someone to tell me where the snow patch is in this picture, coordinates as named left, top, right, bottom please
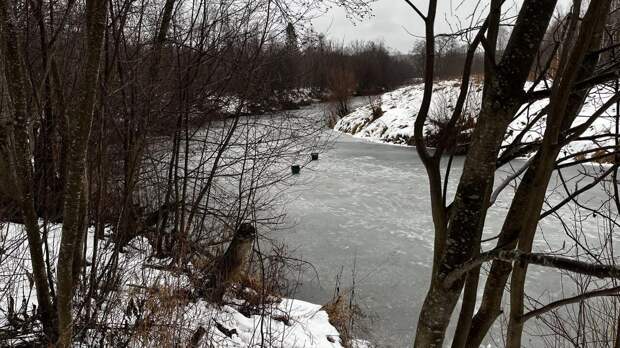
left=0, top=222, right=360, bottom=347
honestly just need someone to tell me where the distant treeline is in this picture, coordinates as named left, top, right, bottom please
left=222, top=24, right=495, bottom=108
left=297, top=38, right=419, bottom=95
left=410, top=38, right=486, bottom=80
left=232, top=26, right=419, bottom=101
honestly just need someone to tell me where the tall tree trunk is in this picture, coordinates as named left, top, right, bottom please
left=414, top=1, right=557, bottom=346
left=450, top=5, right=502, bottom=346
left=55, top=0, right=107, bottom=345
left=0, top=1, right=57, bottom=342
left=505, top=3, right=610, bottom=346
left=72, top=171, right=89, bottom=290
left=465, top=88, right=594, bottom=348
left=467, top=2, right=609, bottom=344
left=32, top=0, right=64, bottom=221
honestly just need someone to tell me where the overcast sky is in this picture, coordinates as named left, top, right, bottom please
left=311, top=0, right=571, bottom=54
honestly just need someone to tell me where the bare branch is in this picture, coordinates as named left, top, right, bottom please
left=403, top=0, right=426, bottom=21
left=522, top=286, right=620, bottom=322
left=444, top=250, right=620, bottom=289
left=489, top=155, right=535, bottom=206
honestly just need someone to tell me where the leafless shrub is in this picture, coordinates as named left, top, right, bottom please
left=424, top=89, right=477, bottom=155
left=368, top=96, right=384, bottom=121
left=328, top=66, right=358, bottom=117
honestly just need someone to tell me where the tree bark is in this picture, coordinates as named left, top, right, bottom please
left=464, top=2, right=612, bottom=345
left=0, top=1, right=58, bottom=342
left=55, top=0, right=106, bottom=345
left=505, top=5, right=611, bottom=347
left=414, top=1, right=557, bottom=346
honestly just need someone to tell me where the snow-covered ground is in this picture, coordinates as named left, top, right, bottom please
left=334, top=80, right=481, bottom=145
left=335, top=80, right=619, bottom=162
left=0, top=222, right=368, bottom=347
left=219, top=88, right=323, bottom=115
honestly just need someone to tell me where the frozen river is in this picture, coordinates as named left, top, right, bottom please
left=280, top=135, right=441, bottom=346
left=272, top=102, right=609, bottom=347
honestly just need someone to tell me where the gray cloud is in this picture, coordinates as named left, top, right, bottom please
left=312, top=1, right=421, bottom=53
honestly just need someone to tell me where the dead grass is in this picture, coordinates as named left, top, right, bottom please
left=322, top=293, right=365, bottom=348
left=592, top=149, right=617, bottom=164
left=128, top=284, right=193, bottom=346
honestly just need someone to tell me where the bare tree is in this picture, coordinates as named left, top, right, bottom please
left=405, top=0, right=620, bottom=346
left=0, top=0, right=374, bottom=345
left=0, top=0, right=57, bottom=341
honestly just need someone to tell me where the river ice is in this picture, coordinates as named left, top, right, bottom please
left=278, top=126, right=611, bottom=347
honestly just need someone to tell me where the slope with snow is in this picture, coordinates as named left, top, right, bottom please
left=335, top=80, right=618, bottom=163
left=0, top=223, right=367, bottom=347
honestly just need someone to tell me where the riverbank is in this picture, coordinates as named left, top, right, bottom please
left=0, top=222, right=371, bottom=347
left=334, top=80, right=619, bottom=164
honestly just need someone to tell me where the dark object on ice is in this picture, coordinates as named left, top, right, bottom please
left=272, top=313, right=292, bottom=326
left=291, top=164, right=301, bottom=174
left=311, top=152, right=319, bottom=161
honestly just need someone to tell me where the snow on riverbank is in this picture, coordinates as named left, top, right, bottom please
left=0, top=223, right=366, bottom=347
left=335, top=80, right=619, bottom=162
left=220, top=88, right=324, bottom=115
left=335, top=80, right=481, bottom=145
